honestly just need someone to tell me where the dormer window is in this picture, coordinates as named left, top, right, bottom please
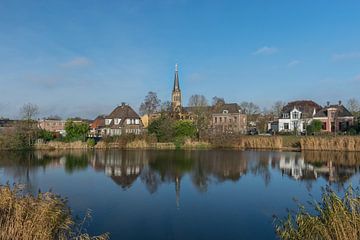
left=126, top=119, right=131, bottom=124
left=292, top=112, right=300, bottom=119
left=283, top=113, right=289, bottom=119
left=114, top=118, right=121, bottom=125
left=223, top=110, right=229, bottom=114
left=105, top=119, right=112, bottom=125
left=135, top=119, right=140, bottom=124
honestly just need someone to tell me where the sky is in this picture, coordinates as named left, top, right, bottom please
left=1, top=0, right=360, bottom=119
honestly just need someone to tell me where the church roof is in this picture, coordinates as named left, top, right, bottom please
left=173, top=64, right=180, bottom=91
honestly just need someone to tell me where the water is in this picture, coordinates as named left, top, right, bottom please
left=0, top=150, right=359, bottom=240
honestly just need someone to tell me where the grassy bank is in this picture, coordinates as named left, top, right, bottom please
left=0, top=183, right=108, bottom=240
left=29, top=135, right=360, bottom=152
left=275, top=186, right=360, bottom=240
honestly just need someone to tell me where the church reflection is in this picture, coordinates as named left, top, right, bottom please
left=0, top=150, right=359, bottom=204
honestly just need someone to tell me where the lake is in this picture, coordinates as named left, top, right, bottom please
left=0, top=150, right=359, bottom=240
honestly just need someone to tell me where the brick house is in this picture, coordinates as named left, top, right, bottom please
left=38, top=118, right=66, bottom=135
left=211, top=103, right=247, bottom=134
left=313, top=101, right=354, bottom=133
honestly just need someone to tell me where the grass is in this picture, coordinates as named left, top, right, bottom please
left=0, top=183, right=109, bottom=240
left=274, top=186, right=360, bottom=240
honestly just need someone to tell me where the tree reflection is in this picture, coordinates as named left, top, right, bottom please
left=0, top=149, right=359, bottom=198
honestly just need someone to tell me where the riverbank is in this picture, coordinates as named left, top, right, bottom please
left=32, top=135, right=360, bottom=152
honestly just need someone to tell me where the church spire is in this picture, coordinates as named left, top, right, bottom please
left=173, top=64, right=180, bottom=91
left=171, top=64, right=182, bottom=111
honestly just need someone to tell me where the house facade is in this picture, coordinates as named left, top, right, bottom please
left=38, top=118, right=66, bottom=135
left=102, top=103, right=144, bottom=136
left=211, top=103, right=247, bottom=134
left=278, top=100, right=322, bottom=133
left=313, top=101, right=354, bottom=133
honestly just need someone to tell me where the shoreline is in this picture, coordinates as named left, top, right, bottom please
left=2, top=135, right=360, bottom=153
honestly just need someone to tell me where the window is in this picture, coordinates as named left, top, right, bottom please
left=135, top=119, right=140, bottom=124
left=224, top=117, right=227, bottom=122
left=234, top=117, right=237, bottom=122
left=284, top=123, right=289, bottom=130
left=220, top=117, right=222, bottom=123
left=214, top=117, right=217, bottom=123
left=105, top=119, right=112, bottom=125
left=322, top=122, right=326, bottom=130
left=223, top=110, right=228, bottom=114
left=283, top=113, right=289, bottom=119
left=126, top=119, right=131, bottom=124
left=114, top=118, right=121, bottom=125
left=292, top=112, right=299, bottom=119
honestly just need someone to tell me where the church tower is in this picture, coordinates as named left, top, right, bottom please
left=171, top=64, right=182, bottom=112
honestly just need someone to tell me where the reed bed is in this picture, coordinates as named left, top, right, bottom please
left=0, top=184, right=109, bottom=240
left=237, top=136, right=283, bottom=150
left=275, top=186, right=360, bottom=240
left=300, top=136, right=360, bottom=151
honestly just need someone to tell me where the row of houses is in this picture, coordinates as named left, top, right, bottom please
left=3, top=65, right=356, bottom=137
left=270, top=100, right=355, bottom=134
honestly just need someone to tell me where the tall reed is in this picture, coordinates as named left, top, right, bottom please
left=0, top=183, right=109, bottom=240
left=274, top=186, right=360, bottom=240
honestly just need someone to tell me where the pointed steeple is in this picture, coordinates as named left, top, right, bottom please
left=173, top=64, right=180, bottom=91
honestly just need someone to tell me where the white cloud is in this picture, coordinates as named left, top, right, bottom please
left=252, top=46, right=278, bottom=55
left=332, top=52, right=360, bottom=61
left=60, top=57, right=91, bottom=68
left=287, top=60, right=300, bottom=67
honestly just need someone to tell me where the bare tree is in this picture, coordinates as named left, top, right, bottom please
left=139, top=91, right=161, bottom=116
left=20, top=103, right=39, bottom=121
left=160, top=101, right=172, bottom=112
left=212, top=96, right=225, bottom=106
left=19, top=103, right=39, bottom=148
left=346, top=98, right=360, bottom=116
left=271, top=100, right=286, bottom=117
left=239, top=101, right=260, bottom=115
left=189, top=95, right=210, bottom=139
left=189, top=94, right=208, bottom=107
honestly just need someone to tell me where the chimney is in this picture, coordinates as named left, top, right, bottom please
left=121, top=102, right=126, bottom=106
left=338, top=100, right=342, bottom=106
left=327, top=101, right=330, bottom=106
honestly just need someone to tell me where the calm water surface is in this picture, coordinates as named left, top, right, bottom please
left=0, top=150, right=359, bottom=240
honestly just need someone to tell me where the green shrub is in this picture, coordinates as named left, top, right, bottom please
left=38, top=129, right=55, bottom=142
left=86, top=138, right=96, bottom=148
left=64, top=121, right=89, bottom=142
left=306, top=120, right=323, bottom=135
left=174, top=120, right=197, bottom=139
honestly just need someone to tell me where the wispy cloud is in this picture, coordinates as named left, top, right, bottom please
left=287, top=60, right=300, bottom=67
left=332, top=52, right=360, bottom=62
left=252, top=46, right=278, bottom=55
left=60, top=57, right=91, bottom=68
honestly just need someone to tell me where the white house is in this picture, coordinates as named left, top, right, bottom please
left=278, top=100, right=322, bottom=133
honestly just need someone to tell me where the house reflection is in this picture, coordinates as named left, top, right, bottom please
left=0, top=150, right=359, bottom=201
left=278, top=151, right=360, bottom=184
left=90, top=150, right=148, bottom=189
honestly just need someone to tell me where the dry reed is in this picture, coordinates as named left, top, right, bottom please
left=275, top=186, right=360, bottom=240
left=300, top=136, right=360, bottom=152
left=0, top=183, right=109, bottom=240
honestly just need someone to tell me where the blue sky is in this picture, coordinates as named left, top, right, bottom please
left=1, top=0, right=360, bottom=118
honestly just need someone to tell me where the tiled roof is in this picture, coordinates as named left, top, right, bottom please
left=314, top=104, right=353, bottom=118
left=106, top=104, right=141, bottom=127
left=212, top=103, right=242, bottom=114
left=281, top=100, right=322, bottom=118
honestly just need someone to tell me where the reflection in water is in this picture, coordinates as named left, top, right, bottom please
left=1, top=150, right=359, bottom=202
